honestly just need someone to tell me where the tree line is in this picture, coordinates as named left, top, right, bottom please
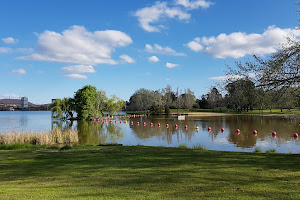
left=126, top=86, right=195, bottom=114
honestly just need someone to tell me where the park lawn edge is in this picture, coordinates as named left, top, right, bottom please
left=0, top=145, right=300, bottom=200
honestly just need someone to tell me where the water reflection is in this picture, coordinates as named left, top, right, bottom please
left=77, top=121, right=124, bottom=145
left=1, top=111, right=298, bottom=153
left=65, top=115, right=299, bottom=153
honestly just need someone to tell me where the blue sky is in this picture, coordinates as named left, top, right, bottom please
left=0, top=0, right=299, bottom=104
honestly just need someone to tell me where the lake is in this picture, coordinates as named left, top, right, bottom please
left=0, top=111, right=299, bottom=153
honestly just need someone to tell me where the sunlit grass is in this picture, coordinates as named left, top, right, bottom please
left=0, top=145, right=299, bottom=199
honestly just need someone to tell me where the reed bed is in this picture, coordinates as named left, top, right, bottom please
left=0, top=128, right=78, bottom=145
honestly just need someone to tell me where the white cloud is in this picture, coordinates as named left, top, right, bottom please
left=166, top=78, right=171, bottom=81
left=19, top=25, right=133, bottom=65
left=209, top=73, right=256, bottom=81
left=2, top=37, right=19, bottom=44
left=166, top=62, right=179, bottom=68
left=175, top=0, right=213, bottom=9
left=148, top=56, right=160, bottom=62
left=146, top=44, right=186, bottom=56
left=134, top=1, right=190, bottom=32
left=186, top=37, right=203, bottom=52
left=63, top=74, right=88, bottom=80
left=0, top=47, right=12, bottom=53
left=0, top=47, right=32, bottom=54
left=0, top=94, right=20, bottom=99
left=119, top=54, right=135, bottom=63
left=145, top=72, right=152, bottom=76
left=11, top=68, right=26, bottom=75
left=187, top=26, right=300, bottom=58
left=60, top=65, right=96, bottom=73
left=16, top=48, right=33, bottom=54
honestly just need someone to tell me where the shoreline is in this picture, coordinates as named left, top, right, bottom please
left=170, top=112, right=300, bottom=117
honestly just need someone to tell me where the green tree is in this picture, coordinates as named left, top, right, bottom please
left=90, top=90, right=108, bottom=118
left=61, top=97, right=75, bottom=120
left=106, top=95, right=125, bottom=116
left=225, top=79, right=256, bottom=112
left=181, top=88, right=196, bottom=111
left=74, top=85, right=98, bottom=120
left=207, top=87, right=222, bottom=110
left=51, top=99, right=63, bottom=119
left=127, top=88, right=156, bottom=111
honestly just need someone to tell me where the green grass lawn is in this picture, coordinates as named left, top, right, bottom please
left=0, top=145, right=300, bottom=199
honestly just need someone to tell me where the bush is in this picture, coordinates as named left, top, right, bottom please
left=178, top=144, right=188, bottom=149
left=192, top=145, right=207, bottom=150
left=265, top=149, right=276, bottom=153
left=254, top=148, right=262, bottom=153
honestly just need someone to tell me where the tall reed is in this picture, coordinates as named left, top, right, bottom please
left=0, top=128, right=78, bottom=145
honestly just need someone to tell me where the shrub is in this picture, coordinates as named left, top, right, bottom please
left=192, top=145, right=207, bottom=150
left=265, top=149, right=276, bottom=153
left=178, top=144, right=188, bottom=149
left=254, top=148, right=262, bottom=153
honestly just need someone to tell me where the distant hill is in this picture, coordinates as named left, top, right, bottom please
left=0, top=99, right=36, bottom=106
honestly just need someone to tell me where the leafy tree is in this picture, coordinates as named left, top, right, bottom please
left=90, top=90, right=108, bottom=118
left=74, top=85, right=98, bottom=120
left=197, top=95, right=209, bottom=109
left=51, top=99, right=63, bottom=119
left=228, top=39, right=300, bottom=91
left=106, top=95, right=125, bottom=116
left=162, top=85, right=176, bottom=113
left=61, top=97, right=76, bottom=119
left=127, top=88, right=159, bottom=111
left=181, top=88, right=195, bottom=111
left=150, top=90, right=163, bottom=115
left=207, top=87, right=222, bottom=110
left=225, top=79, right=256, bottom=112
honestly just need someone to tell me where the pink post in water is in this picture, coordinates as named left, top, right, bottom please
left=294, top=133, right=298, bottom=139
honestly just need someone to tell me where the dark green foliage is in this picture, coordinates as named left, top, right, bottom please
left=74, top=85, right=98, bottom=120
left=254, top=148, right=262, bottom=153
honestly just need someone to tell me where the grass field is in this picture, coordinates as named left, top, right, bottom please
left=0, top=145, right=300, bottom=199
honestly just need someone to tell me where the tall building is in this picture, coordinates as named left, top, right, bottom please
left=20, top=97, right=28, bottom=108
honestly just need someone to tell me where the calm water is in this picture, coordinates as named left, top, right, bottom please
left=1, top=111, right=299, bottom=153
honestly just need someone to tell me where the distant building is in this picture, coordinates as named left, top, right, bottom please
left=52, top=99, right=57, bottom=104
left=20, top=97, right=28, bottom=108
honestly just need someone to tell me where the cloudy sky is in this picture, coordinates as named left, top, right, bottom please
left=0, top=0, right=299, bottom=104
